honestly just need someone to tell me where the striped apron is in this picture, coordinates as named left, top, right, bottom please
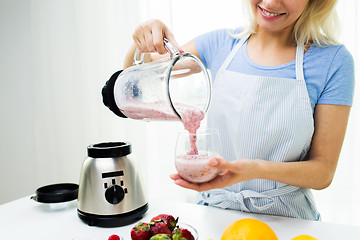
left=200, top=35, right=320, bottom=220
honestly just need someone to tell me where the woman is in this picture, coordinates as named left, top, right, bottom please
left=124, top=0, right=354, bottom=220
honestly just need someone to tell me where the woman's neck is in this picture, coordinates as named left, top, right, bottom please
left=251, top=26, right=296, bottom=48
left=246, top=26, right=298, bottom=66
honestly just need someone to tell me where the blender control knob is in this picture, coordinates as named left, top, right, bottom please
left=105, top=185, right=125, bottom=204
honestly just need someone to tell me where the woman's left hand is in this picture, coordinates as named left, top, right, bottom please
left=170, top=157, right=261, bottom=192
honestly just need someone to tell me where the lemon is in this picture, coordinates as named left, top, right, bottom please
left=221, top=218, right=278, bottom=240
left=292, top=235, right=318, bottom=240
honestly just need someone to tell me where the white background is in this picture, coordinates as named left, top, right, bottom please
left=0, top=0, right=359, bottom=227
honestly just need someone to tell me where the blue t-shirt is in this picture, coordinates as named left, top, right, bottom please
left=194, top=28, right=355, bottom=111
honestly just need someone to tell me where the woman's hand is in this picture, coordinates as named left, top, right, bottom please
left=124, top=19, right=198, bottom=68
left=132, top=19, right=181, bottom=54
left=170, top=157, right=262, bottom=192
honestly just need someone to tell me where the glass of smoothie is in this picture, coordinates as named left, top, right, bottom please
left=175, top=128, right=223, bottom=183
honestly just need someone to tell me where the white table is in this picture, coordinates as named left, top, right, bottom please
left=1, top=196, right=359, bottom=240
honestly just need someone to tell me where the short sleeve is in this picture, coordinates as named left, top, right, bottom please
left=194, top=29, right=232, bottom=69
left=317, top=45, right=355, bottom=106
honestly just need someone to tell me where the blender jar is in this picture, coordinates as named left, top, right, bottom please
left=102, top=39, right=211, bottom=121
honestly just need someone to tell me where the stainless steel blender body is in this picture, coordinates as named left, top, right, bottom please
left=77, top=142, right=148, bottom=227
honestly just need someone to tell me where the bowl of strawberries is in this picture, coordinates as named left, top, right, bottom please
left=130, top=214, right=198, bottom=240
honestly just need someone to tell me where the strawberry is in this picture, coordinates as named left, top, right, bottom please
left=172, top=227, right=195, bottom=240
left=131, top=222, right=151, bottom=240
left=108, top=234, right=121, bottom=240
left=150, top=214, right=178, bottom=232
left=150, top=222, right=172, bottom=237
left=149, top=234, right=172, bottom=240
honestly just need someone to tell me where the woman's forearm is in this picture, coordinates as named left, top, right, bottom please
left=257, top=157, right=334, bottom=190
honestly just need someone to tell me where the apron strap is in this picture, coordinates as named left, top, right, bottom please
left=220, top=33, right=250, bottom=70
left=200, top=185, right=299, bottom=211
left=295, top=45, right=305, bottom=82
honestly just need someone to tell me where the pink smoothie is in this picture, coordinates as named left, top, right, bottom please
left=175, top=152, right=220, bottom=183
left=120, top=102, right=179, bottom=120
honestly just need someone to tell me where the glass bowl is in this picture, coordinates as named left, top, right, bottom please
left=175, top=222, right=199, bottom=240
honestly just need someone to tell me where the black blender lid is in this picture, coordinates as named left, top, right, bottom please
left=102, top=70, right=128, bottom=118
left=31, top=183, right=78, bottom=203
left=87, top=142, right=131, bottom=158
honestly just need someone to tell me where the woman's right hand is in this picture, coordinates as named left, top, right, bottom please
left=170, top=157, right=262, bottom=192
left=132, top=19, right=181, bottom=55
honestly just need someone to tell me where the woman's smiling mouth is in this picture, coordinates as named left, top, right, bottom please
left=258, top=5, right=286, bottom=17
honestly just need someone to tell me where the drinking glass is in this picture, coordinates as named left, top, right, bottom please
left=174, top=129, right=222, bottom=183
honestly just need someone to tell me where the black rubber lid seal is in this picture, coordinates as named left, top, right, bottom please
left=31, top=183, right=79, bottom=203
left=102, top=70, right=127, bottom=118
left=87, top=142, right=131, bottom=158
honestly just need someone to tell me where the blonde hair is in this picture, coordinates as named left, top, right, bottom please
left=234, top=0, right=340, bottom=46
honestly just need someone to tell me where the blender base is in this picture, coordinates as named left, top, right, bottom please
left=77, top=203, right=148, bottom=227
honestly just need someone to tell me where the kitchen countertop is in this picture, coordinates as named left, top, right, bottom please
left=1, top=196, right=360, bottom=240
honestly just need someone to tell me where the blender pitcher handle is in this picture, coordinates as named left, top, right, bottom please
left=133, top=48, right=145, bottom=65
left=133, top=38, right=181, bottom=66
left=163, top=38, right=181, bottom=57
